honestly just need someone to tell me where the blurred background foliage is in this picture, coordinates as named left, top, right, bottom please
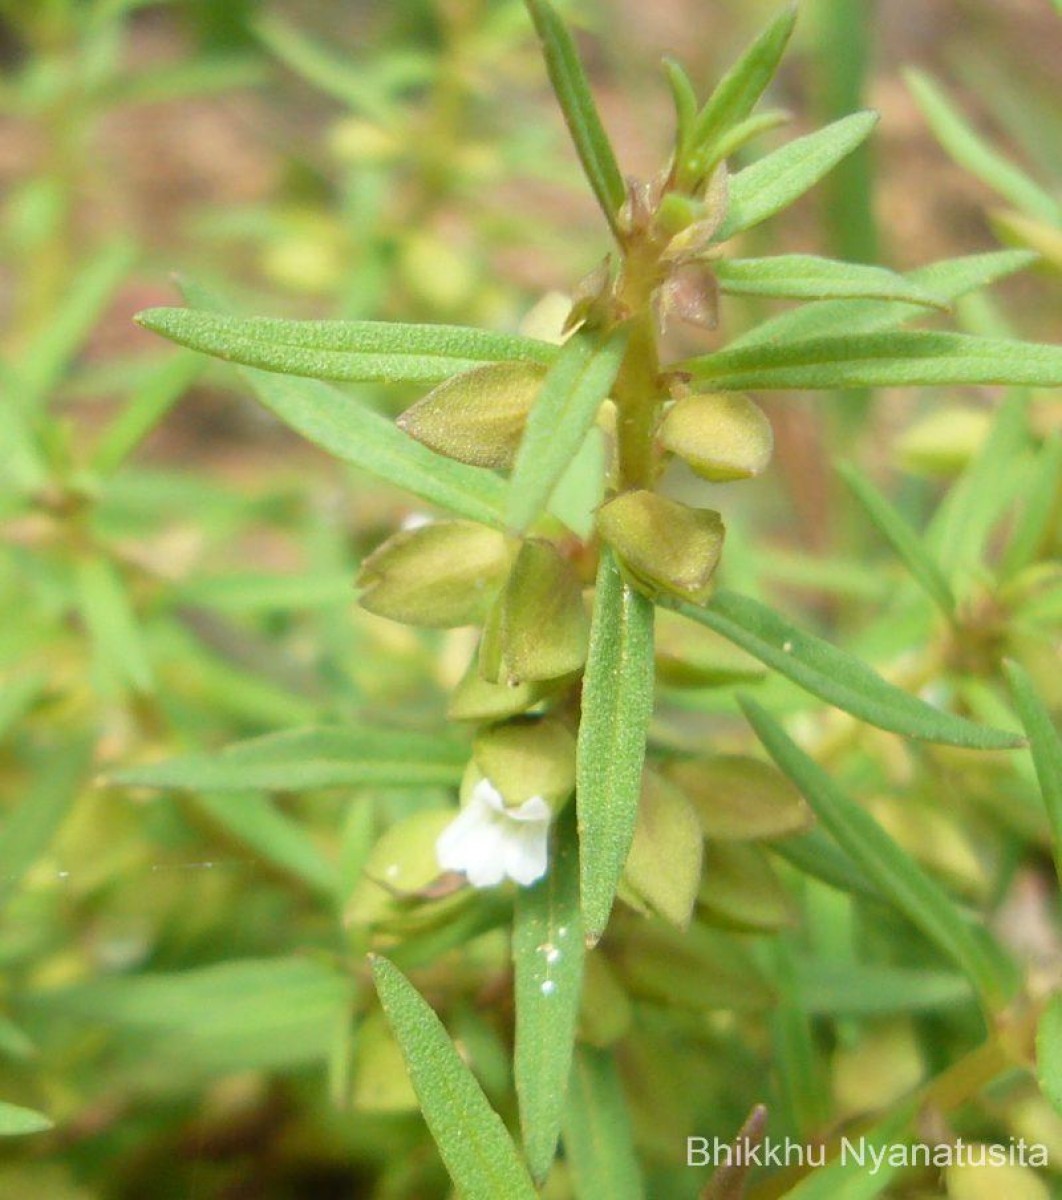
left=0, top=0, right=1059, bottom=1197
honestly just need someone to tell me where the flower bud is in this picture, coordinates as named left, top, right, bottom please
left=658, top=392, right=773, bottom=481
left=895, top=407, right=990, bottom=477
left=698, top=842, right=795, bottom=931
left=398, top=362, right=546, bottom=469
left=622, top=770, right=703, bottom=928
left=479, top=539, right=590, bottom=684
left=357, top=521, right=510, bottom=628
left=667, top=755, right=812, bottom=841
left=596, top=490, right=724, bottom=605
left=471, top=716, right=576, bottom=814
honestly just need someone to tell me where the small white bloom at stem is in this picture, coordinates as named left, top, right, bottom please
left=436, top=777, right=550, bottom=888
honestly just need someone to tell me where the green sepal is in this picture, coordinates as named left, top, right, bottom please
left=356, top=521, right=512, bottom=628
left=597, top=490, right=725, bottom=605
left=479, top=539, right=590, bottom=685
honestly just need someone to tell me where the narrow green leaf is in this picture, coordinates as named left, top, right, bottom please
left=1005, top=661, right=1062, bottom=884
left=836, top=462, right=956, bottom=616
left=717, top=111, right=878, bottom=240
left=926, top=391, right=1031, bottom=580
left=194, top=792, right=339, bottom=894
left=513, top=813, right=585, bottom=1182
left=75, top=556, right=154, bottom=697
left=254, top=13, right=399, bottom=122
left=507, top=328, right=626, bottom=531
left=907, top=70, right=1062, bottom=225
left=22, top=241, right=135, bottom=405
left=91, top=353, right=203, bottom=477
left=740, top=696, right=1019, bottom=1011
left=564, top=1046, right=644, bottom=1200
left=135, top=309, right=557, bottom=384
left=769, top=829, right=883, bottom=902
left=39, top=958, right=348, bottom=1075
left=1037, top=993, right=1062, bottom=1117
left=239, top=367, right=507, bottom=527
left=577, top=552, right=655, bottom=943
left=688, top=4, right=797, bottom=169
left=729, top=249, right=1037, bottom=350
left=795, top=962, right=972, bottom=1015
left=111, top=726, right=467, bottom=792
left=371, top=956, right=538, bottom=1200
left=714, top=256, right=947, bottom=308
left=662, top=57, right=698, bottom=166
left=676, top=331, right=1062, bottom=391
left=0, top=1102, right=53, bottom=1137
left=672, top=591, right=1021, bottom=748
left=1002, top=434, right=1061, bottom=577
left=705, top=107, right=790, bottom=165
left=0, top=739, right=91, bottom=909
left=524, top=0, right=626, bottom=233
left=777, top=1107, right=914, bottom=1199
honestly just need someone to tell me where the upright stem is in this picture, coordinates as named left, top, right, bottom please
left=611, top=242, right=665, bottom=491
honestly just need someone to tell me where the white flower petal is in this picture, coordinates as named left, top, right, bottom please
left=502, top=821, right=549, bottom=886
left=436, top=775, right=552, bottom=889
left=507, top=794, right=551, bottom=823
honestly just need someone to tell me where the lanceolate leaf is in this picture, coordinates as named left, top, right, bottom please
left=836, top=462, right=956, bottom=616
left=577, top=552, right=655, bottom=944
left=507, top=328, right=627, bottom=532
left=0, top=1102, right=53, bottom=1137
left=135, top=309, right=557, bottom=384
left=371, top=957, right=538, bottom=1200
left=524, top=0, right=626, bottom=233
left=1005, top=661, right=1062, bottom=883
left=1037, top=994, right=1062, bottom=1118
left=906, top=70, right=1062, bottom=226
left=112, top=726, right=468, bottom=792
left=714, top=256, right=947, bottom=308
left=687, top=4, right=797, bottom=173
left=513, top=814, right=585, bottom=1182
left=676, top=331, right=1062, bottom=391
left=240, top=368, right=507, bottom=527
left=728, top=249, right=1037, bottom=350
left=564, top=1046, right=645, bottom=1200
left=671, top=591, right=1021, bottom=748
left=717, top=111, right=879, bottom=241
left=0, top=740, right=92, bottom=909
left=740, top=697, right=1019, bottom=1012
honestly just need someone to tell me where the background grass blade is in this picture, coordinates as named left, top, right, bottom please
left=506, top=328, right=626, bottom=532
left=239, top=367, right=507, bottom=526
left=112, top=726, right=468, bottom=792
left=524, top=0, right=626, bottom=233
left=836, top=462, right=956, bottom=616
left=577, top=552, right=655, bottom=944
left=677, top=331, right=1062, bottom=390
left=513, top=812, right=585, bottom=1182
left=0, top=1102, right=53, bottom=1138
left=371, top=956, right=538, bottom=1200
left=564, top=1045, right=644, bottom=1200
left=906, top=70, right=1062, bottom=225
left=740, top=696, right=1019, bottom=1011
left=673, top=591, right=1021, bottom=748
left=1005, top=661, right=1062, bottom=884
left=0, top=740, right=92, bottom=910
left=717, top=111, right=878, bottom=240
left=136, top=309, right=557, bottom=383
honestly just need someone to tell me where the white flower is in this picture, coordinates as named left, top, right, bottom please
left=436, top=777, right=550, bottom=888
